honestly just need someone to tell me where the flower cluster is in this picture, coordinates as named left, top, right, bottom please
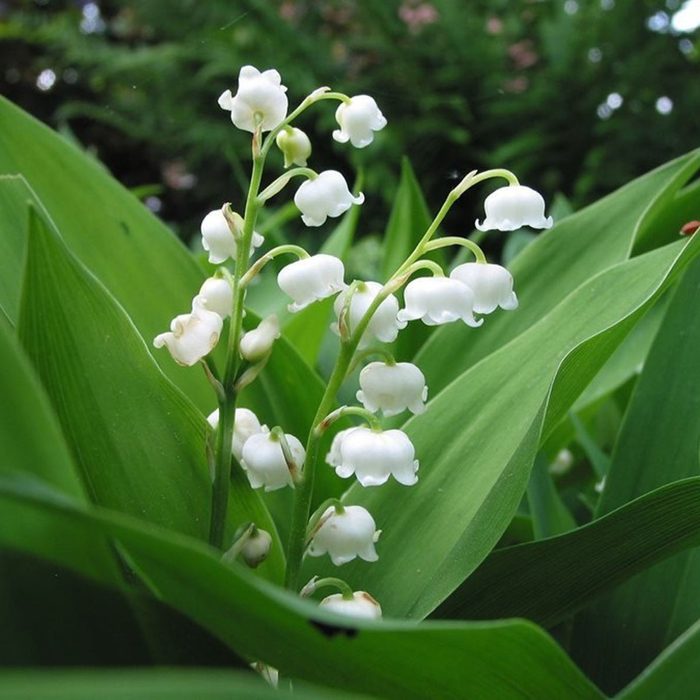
left=152, top=65, right=552, bottom=622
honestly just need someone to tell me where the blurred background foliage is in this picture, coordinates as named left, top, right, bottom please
left=1, top=0, right=699, bottom=248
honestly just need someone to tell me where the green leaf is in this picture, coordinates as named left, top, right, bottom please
left=308, top=235, right=700, bottom=619
left=616, top=619, right=700, bottom=700
left=571, top=256, right=700, bottom=693
left=0, top=98, right=212, bottom=411
left=0, top=669, right=357, bottom=700
left=415, top=149, right=700, bottom=396
left=433, top=478, right=700, bottom=626
left=0, top=476, right=603, bottom=700
left=381, top=158, right=434, bottom=279
left=527, top=453, right=577, bottom=539
left=17, top=207, right=283, bottom=581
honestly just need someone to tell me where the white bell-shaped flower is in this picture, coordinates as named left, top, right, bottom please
left=308, top=505, right=380, bottom=566
left=475, top=185, right=553, bottom=232
left=320, top=591, right=382, bottom=620
left=218, top=65, right=288, bottom=133
left=200, top=209, right=264, bottom=265
left=278, top=254, right=346, bottom=313
left=333, top=281, right=403, bottom=347
left=294, top=170, right=364, bottom=227
left=241, top=431, right=305, bottom=491
left=207, top=408, right=267, bottom=462
left=327, top=426, right=419, bottom=487
left=275, top=126, right=312, bottom=167
left=357, top=362, right=428, bottom=417
left=449, top=262, right=518, bottom=314
left=397, top=277, right=482, bottom=327
left=240, top=528, right=273, bottom=568
left=333, top=95, right=387, bottom=148
left=153, top=306, right=222, bottom=367
left=193, top=277, right=233, bottom=318
left=240, top=315, right=280, bottom=362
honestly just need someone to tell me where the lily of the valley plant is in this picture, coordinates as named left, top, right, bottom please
left=154, top=65, right=552, bottom=620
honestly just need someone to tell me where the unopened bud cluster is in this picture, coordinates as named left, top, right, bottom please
left=152, top=64, right=553, bottom=620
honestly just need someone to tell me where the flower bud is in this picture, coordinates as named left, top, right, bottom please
left=241, top=431, right=305, bottom=491
left=276, top=126, right=312, bottom=167
left=333, top=95, right=387, bottom=148
left=200, top=209, right=264, bottom=265
left=218, top=65, right=288, bottom=133
left=357, top=362, right=428, bottom=416
left=332, top=281, right=403, bottom=347
left=397, top=277, right=482, bottom=327
left=294, top=170, right=364, bottom=227
left=308, top=506, right=380, bottom=566
left=476, top=185, right=553, bottom=232
left=207, top=407, right=267, bottom=462
left=193, top=277, right=233, bottom=318
left=240, top=528, right=272, bottom=568
left=449, top=262, right=518, bottom=314
left=153, top=306, right=222, bottom=366
left=278, top=254, right=346, bottom=313
left=327, top=426, right=419, bottom=487
left=240, top=315, right=280, bottom=362
left=320, top=591, right=382, bottom=620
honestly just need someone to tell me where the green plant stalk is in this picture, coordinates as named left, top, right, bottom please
left=209, top=132, right=266, bottom=550
left=283, top=167, right=515, bottom=587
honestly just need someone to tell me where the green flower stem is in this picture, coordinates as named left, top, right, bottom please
left=302, top=576, right=354, bottom=599
left=423, top=236, right=487, bottom=264
left=347, top=346, right=396, bottom=374
left=257, top=167, right=318, bottom=202
left=209, top=129, right=266, bottom=550
left=305, top=498, right=344, bottom=544
left=315, top=405, right=381, bottom=436
left=284, top=341, right=355, bottom=589
left=239, top=244, right=310, bottom=288
left=393, top=168, right=518, bottom=279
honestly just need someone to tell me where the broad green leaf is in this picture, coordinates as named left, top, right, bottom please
left=433, top=478, right=700, bottom=626
left=616, top=619, right=700, bottom=700
left=415, top=150, right=700, bottom=396
left=571, top=257, right=700, bottom=693
left=309, top=235, right=700, bottom=619
left=17, top=208, right=284, bottom=581
left=0, top=476, right=603, bottom=700
left=0, top=314, right=83, bottom=499
left=381, top=158, right=434, bottom=279
left=0, top=669, right=366, bottom=700
left=527, top=453, right=576, bottom=539
left=0, top=97, right=212, bottom=410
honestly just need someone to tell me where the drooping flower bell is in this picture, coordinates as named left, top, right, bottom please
left=207, top=407, right=267, bottom=462
left=475, top=185, right=553, bottom=231
left=241, top=430, right=305, bottom=491
left=332, top=281, right=403, bottom=347
left=153, top=306, right=223, bottom=367
left=320, top=591, right=382, bottom=620
left=276, top=126, right=312, bottom=168
left=449, top=262, right=518, bottom=314
left=327, top=426, right=419, bottom=487
left=294, top=170, right=364, bottom=227
left=193, top=277, right=233, bottom=318
left=200, top=209, right=264, bottom=265
left=218, top=65, right=288, bottom=132
left=308, top=505, right=380, bottom=566
left=397, top=277, right=482, bottom=327
left=333, top=95, right=387, bottom=148
left=357, top=362, right=428, bottom=416
left=240, top=527, right=273, bottom=568
left=240, top=315, right=280, bottom=362
left=277, top=254, right=346, bottom=313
